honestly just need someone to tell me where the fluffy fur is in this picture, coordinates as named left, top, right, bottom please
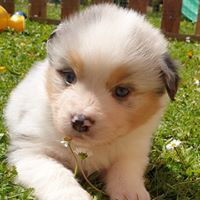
left=5, top=4, right=179, bottom=200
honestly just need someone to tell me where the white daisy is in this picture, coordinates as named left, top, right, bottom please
left=166, top=139, right=181, bottom=150
left=194, top=79, right=200, bottom=86
left=185, top=36, right=191, bottom=43
left=60, top=140, right=69, bottom=148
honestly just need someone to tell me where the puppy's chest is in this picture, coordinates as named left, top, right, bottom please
left=65, top=147, right=114, bottom=175
left=49, top=146, right=116, bottom=175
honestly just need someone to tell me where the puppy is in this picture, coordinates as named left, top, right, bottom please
left=5, top=4, right=179, bottom=200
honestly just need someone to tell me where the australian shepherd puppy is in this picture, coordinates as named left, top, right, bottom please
left=5, top=4, right=179, bottom=200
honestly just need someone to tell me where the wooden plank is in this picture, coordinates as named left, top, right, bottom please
left=29, top=0, right=47, bottom=18
left=163, top=32, right=200, bottom=42
left=61, top=0, right=80, bottom=19
left=29, top=17, right=60, bottom=25
left=128, top=0, right=149, bottom=14
left=93, top=0, right=113, bottom=3
left=0, top=0, right=15, bottom=14
left=161, top=0, right=182, bottom=33
left=195, top=6, right=200, bottom=35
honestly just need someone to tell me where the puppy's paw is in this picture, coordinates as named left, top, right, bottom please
left=106, top=182, right=150, bottom=200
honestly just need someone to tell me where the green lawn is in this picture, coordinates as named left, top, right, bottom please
left=0, top=2, right=200, bottom=200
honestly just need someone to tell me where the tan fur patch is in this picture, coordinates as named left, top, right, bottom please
left=46, top=51, right=84, bottom=101
left=68, top=51, right=84, bottom=79
left=46, top=67, right=60, bottom=101
left=106, top=66, right=132, bottom=89
left=127, top=93, right=162, bottom=131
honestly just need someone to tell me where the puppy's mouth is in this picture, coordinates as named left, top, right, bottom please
left=65, top=127, right=117, bottom=148
left=64, top=131, right=95, bottom=148
left=65, top=127, right=94, bottom=140
left=72, top=124, right=89, bottom=133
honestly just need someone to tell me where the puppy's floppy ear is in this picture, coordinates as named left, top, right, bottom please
left=47, top=29, right=58, bottom=63
left=161, top=53, right=180, bottom=101
left=47, top=30, right=57, bottom=46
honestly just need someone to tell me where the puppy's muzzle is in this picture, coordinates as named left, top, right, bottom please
left=71, top=114, right=94, bottom=133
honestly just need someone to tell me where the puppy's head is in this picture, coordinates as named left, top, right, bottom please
left=46, top=4, right=179, bottom=146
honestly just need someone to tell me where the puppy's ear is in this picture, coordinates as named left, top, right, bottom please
left=47, top=30, right=58, bottom=63
left=161, top=53, right=180, bottom=101
left=48, top=30, right=57, bottom=41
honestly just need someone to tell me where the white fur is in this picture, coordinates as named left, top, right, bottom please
left=5, top=4, right=170, bottom=200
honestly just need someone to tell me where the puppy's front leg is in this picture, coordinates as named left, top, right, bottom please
left=106, top=159, right=150, bottom=200
left=8, top=151, right=91, bottom=200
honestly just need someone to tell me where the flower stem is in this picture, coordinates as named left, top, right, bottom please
left=174, top=147, right=187, bottom=169
left=68, top=142, right=106, bottom=195
left=68, top=143, right=78, bottom=177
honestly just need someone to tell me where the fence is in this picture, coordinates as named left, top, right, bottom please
left=0, top=0, right=200, bottom=41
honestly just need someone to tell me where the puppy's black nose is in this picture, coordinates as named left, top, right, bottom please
left=71, top=114, right=94, bottom=133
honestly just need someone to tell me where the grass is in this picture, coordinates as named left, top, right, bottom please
left=0, top=2, right=200, bottom=200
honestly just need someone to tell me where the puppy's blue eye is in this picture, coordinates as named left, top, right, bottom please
left=59, top=68, right=76, bottom=85
left=65, top=71, right=76, bottom=84
left=114, top=86, right=130, bottom=98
